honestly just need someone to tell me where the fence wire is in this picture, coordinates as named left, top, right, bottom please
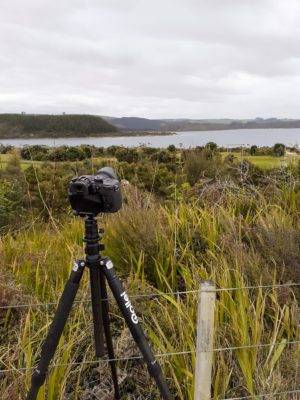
left=1, top=282, right=299, bottom=310
left=1, top=340, right=299, bottom=374
left=1, top=282, right=299, bottom=398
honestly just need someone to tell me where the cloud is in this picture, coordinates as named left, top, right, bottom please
left=0, top=0, right=299, bottom=118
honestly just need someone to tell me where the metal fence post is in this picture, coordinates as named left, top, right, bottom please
left=194, top=281, right=216, bottom=400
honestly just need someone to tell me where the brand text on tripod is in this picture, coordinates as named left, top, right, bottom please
left=120, top=291, right=139, bottom=324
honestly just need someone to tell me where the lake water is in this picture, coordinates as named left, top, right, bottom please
left=1, top=128, right=300, bottom=148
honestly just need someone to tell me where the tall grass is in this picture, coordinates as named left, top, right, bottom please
left=0, top=183, right=299, bottom=399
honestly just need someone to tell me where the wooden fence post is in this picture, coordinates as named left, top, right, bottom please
left=194, top=281, right=216, bottom=400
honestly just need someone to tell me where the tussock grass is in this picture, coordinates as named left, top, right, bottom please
left=0, top=184, right=299, bottom=398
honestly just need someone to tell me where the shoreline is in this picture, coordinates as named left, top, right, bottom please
left=1, top=126, right=300, bottom=140
left=0, top=131, right=176, bottom=140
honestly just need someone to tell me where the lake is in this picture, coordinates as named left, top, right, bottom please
left=1, top=128, right=300, bottom=148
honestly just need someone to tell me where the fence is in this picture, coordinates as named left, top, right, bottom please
left=1, top=281, right=299, bottom=399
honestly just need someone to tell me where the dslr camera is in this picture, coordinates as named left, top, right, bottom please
left=69, top=167, right=122, bottom=216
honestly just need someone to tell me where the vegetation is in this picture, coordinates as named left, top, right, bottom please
left=2, top=114, right=300, bottom=138
left=0, top=114, right=117, bottom=138
left=273, top=143, right=286, bottom=157
left=0, top=144, right=299, bottom=399
left=107, top=115, right=300, bottom=132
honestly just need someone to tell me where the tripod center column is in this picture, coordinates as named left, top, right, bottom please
left=84, top=215, right=105, bottom=358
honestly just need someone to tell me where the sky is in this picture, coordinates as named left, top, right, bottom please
left=0, top=0, right=300, bottom=119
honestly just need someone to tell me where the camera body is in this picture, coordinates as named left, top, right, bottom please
left=69, top=167, right=122, bottom=215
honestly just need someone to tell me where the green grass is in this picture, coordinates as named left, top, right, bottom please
left=221, top=151, right=300, bottom=169
left=0, top=153, right=37, bottom=170
left=1, top=184, right=299, bottom=399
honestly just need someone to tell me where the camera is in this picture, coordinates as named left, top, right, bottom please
left=69, top=167, right=122, bottom=215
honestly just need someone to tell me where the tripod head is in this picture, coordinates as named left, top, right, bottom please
left=82, top=214, right=105, bottom=254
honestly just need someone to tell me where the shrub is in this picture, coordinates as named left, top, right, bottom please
left=20, top=145, right=49, bottom=161
left=0, top=179, right=25, bottom=232
left=184, top=150, right=223, bottom=185
left=150, top=150, right=173, bottom=163
left=0, top=145, right=13, bottom=154
left=167, top=144, right=176, bottom=152
left=205, top=141, right=218, bottom=151
left=273, top=143, right=286, bottom=157
left=115, top=147, right=139, bottom=163
left=250, top=145, right=258, bottom=155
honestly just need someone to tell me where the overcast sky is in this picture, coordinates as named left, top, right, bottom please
left=0, top=0, right=300, bottom=119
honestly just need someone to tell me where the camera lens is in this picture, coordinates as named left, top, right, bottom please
left=74, top=183, right=85, bottom=192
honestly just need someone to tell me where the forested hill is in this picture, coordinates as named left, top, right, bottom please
left=0, top=114, right=118, bottom=138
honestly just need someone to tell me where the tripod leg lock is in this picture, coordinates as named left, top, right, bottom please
left=100, top=257, right=114, bottom=270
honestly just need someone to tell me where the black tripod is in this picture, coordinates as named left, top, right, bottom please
left=26, top=215, right=172, bottom=400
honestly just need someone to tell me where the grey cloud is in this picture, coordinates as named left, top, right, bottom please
left=0, top=0, right=299, bottom=118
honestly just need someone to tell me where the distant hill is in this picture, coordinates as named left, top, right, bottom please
left=104, top=117, right=168, bottom=131
left=1, top=114, right=300, bottom=139
left=104, top=116, right=300, bottom=132
left=0, top=114, right=118, bottom=138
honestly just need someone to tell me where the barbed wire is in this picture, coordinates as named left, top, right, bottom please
left=1, top=282, right=299, bottom=310
left=1, top=340, right=299, bottom=374
left=219, top=389, right=300, bottom=399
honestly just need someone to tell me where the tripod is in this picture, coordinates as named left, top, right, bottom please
left=26, top=215, right=172, bottom=400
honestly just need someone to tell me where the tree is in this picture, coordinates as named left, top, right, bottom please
left=250, top=145, right=258, bottom=155
left=167, top=144, right=176, bottom=152
left=273, top=143, right=285, bottom=157
left=205, top=142, right=218, bottom=151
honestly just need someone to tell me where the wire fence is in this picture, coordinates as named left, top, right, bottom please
left=1, top=340, right=300, bottom=374
left=1, top=282, right=299, bottom=310
left=1, top=281, right=299, bottom=398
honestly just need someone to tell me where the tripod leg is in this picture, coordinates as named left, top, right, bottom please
left=99, top=269, right=121, bottom=399
left=101, top=258, right=173, bottom=400
left=26, top=260, right=86, bottom=400
left=89, top=264, right=105, bottom=357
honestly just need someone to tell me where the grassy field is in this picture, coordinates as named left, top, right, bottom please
left=221, top=151, right=300, bottom=169
left=0, top=153, right=35, bottom=170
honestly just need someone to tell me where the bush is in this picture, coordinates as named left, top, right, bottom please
left=184, top=150, right=223, bottom=185
left=21, top=145, right=49, bottom=161
left=0, top=180, right=24, bottom=231
left=167, top=144, right=176, bottom=152
left=205, top=141, right=218, bottom=151
left=150, top=150, right=173, bottom=163
left=115, top=148, right=139, bottom=163
left=0, top=145, right=13, bottom=154
left=250, top=145, right=258, bottom=155
left=273, top=143, right=286, bottom=157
